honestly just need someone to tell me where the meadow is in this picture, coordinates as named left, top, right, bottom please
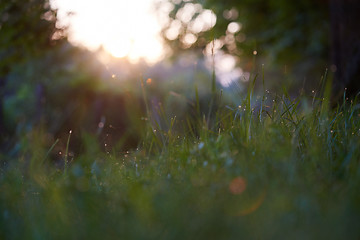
left=1, top=72, right=360, bottom=239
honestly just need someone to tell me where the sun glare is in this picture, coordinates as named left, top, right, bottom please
left=104, top=38, right=132, bottom=58
left=51, top=0, right=164, bottom=63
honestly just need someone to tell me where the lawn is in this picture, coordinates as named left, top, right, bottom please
left=1, top=76, right=360, bottom=239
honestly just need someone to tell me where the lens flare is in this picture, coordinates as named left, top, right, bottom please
left=229, top=177, right=247, bottom=195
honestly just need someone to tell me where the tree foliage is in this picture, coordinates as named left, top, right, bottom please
left=0, top=0, right=109, bottom=151
left=0, top=0, right=145, bottom=154
left=160, top=0, right=330, bottom=77
left=0, top=0, right=65, bottom=140
left=0, top=0, right=65, bottom=73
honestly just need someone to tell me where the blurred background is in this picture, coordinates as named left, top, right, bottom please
left=1, top=0, right=359, bottom=157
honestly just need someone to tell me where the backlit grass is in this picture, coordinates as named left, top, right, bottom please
left=1, top=75, right=360, bottom=239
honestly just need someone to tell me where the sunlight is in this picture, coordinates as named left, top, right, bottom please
left=104, top=38, right=132, bottom=59
left=51, top=0, right=164, bottom=63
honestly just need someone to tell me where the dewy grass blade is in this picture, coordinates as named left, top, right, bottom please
left=42, top=138, right=59, bottom=165
left=64, top=130, right=72, bottom=175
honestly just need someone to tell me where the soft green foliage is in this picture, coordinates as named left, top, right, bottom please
left=1, top=1, right=358, bottom=238
left=1, top=78, right=360, bottom=239
left=161, top=0, right=329, bottom=62
left=0, top=0, right=65, bottom=141
left=160, top=0, right=329, bottom=86
left=0, top=0, right=64, bottom=74
left=0, top=0, right=144, bottom=152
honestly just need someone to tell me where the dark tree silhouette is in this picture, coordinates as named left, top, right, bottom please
left=0, top=0, right=64, bottom=144
left=330, top=0, right=360, bottom=99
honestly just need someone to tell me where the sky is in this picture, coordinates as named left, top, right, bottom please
left=51, top=0, right=165, bottom=63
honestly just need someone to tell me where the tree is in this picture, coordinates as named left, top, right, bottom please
left=0, top=0, right=65, bottom=144
left=160, top=0, right=360, bottom=97
left=330, top=0, right=360, bottom=99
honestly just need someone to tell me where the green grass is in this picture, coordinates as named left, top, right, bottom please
left=1, top=76, right=360, bottom=239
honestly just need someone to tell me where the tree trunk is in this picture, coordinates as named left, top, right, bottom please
left=0, top=77, right=6, bottom=145
left=330, top=0, right=360, bottom=99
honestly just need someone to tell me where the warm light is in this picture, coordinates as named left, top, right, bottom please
left=51, top=0, right=164, bottom=63
left=146, top=78, right=152, bottom=84
left=104, top=38, right=132, bottom=58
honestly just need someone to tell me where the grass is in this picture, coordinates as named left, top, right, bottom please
left=1, top=73, right=360, bottom=239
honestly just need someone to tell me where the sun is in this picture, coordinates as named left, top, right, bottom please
left=51, top=0, right=165, bottom=63
left=104, top=38, right=132, bottom=59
